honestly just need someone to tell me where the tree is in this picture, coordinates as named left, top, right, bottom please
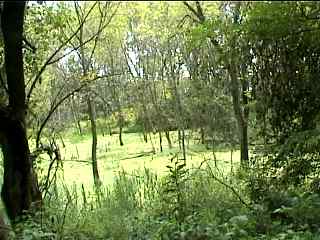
left=0, top=1, right=41, bottom=222
left=245, top=2, right=320, bottom=143
left=122, top=2, right=186, bottom=151
left=183, top=1, right=251, bottom=166
left=68, top=1, right=117, bottom=187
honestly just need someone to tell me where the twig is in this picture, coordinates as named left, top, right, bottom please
left=205, top=162, right=252, bottom=210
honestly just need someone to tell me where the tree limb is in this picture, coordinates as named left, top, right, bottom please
left=35, top=72, right=123, bottom=148
left=26, top=2, right=98, bottom=105
left=182, top=1, right=205, bottom=23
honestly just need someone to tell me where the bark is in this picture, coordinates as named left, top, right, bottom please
left=0, top=1, right=41, bottom=222
left=230, top=3, right=249, bottom=167
left=149, top=133, right=155, bottom=153
left=87, top=97, right=101, bottom=187
left=241, top=122, right=249, bottom=162
left=181, top=129, right=187, bottom=162
left=178, top=130, right=182, bottom=150
left=241, top=80, right=249, bottom=163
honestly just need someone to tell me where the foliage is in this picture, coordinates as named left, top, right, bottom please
left=162, top=154, right=189, bottom=224
left=245, top=2, right=320, bottom=142
left=9, top=163, right=320, bottom=239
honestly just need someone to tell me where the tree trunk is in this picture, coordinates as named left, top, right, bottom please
left=240, top=122, right=249, bottom=163
left=165, top=131, right=172, bottom=149
left=200, top=127, right=205, bottom=145
left=71, top=97, right=82, bottom=135
left=159, top=132, right=163, bottom=152
left=229, top=3, right=249, bottom=167
left=0, top=1, right=41, bottom=222
left=228, top=63, right=249, bottom=167
left=119, top=125, right=124, bottom=146
left=149, top=133, right=155, bottom=153
left=143, top=131, right=148, bottom=143
left=87, top=97, right=101, bottom=187
left=181, top=129, right=187, bottom=162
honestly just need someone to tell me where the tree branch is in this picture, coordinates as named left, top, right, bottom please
left=35, top=72, right=124, bottom=148
left=182, top=1, right=204, bottom=23
left=26, top=2, right=98, bottom=105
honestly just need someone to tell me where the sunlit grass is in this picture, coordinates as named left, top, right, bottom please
left=40, top=130, right=240, bottom=190
left=0, top=128, right=240, bottom=191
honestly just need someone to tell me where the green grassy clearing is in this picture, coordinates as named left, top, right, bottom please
left=35, top=130, right=240, bottom=190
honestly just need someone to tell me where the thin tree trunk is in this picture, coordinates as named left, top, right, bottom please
left=240, top=122, right=249, bottom=163
left=71, top=97, right=82, bottom=135
left=210, top=132, right=218, bottom=168
left=200, top=127, right=205, bottom=145
left=87, top=97, right=101, bottom=187
left=159, top=131, right=163, bottom=152
left=181, top=129, right=186, bottom=162
left=117, top=108, right=124, bottom=146
left=228, top=63, right=249, bottom=167
left=143, top=131, right=148, bottom=143
left=118, top=112, right=124, bottom=146
left=149, top=133, right=155, bottom=153
left=108, top=122, right=112, bottom=136
left=119, top=125, right=124, bottom=146
left=230, top=148, right=234, bottom=173
left=0, top=2, right=41, bottom=222
left=165, top=131, right=172, bottom=148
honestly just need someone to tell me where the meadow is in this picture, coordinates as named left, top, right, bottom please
left=38, top=128, right=240, bottom=190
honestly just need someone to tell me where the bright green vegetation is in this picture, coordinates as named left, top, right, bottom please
left=36, top=128, right=240, bottom=189
left=19, top=129, right=320, bottom=239
left=21, top=143, right=320, bottom=240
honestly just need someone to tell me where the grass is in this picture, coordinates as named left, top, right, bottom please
left=35, top=129, right=240, bottom=190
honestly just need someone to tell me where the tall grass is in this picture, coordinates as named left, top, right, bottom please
left=12, top=160, right=250, bottom=239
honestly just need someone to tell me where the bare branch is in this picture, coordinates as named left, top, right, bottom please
left=35, top=72, right=124, bottom=148
left=23, top=36, right=36, bottom=53
left=88, top=2, right=119, bottom=65
left=26, top=2, right=98, bottom=105
left=182, top=1, right=204, bottom=23
left=195, top=1, right=205, bottom=22
left=204, top=160, right=252, bottom=210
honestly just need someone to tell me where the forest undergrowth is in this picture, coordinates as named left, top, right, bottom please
left=12, top=155, right=320, bottom=240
